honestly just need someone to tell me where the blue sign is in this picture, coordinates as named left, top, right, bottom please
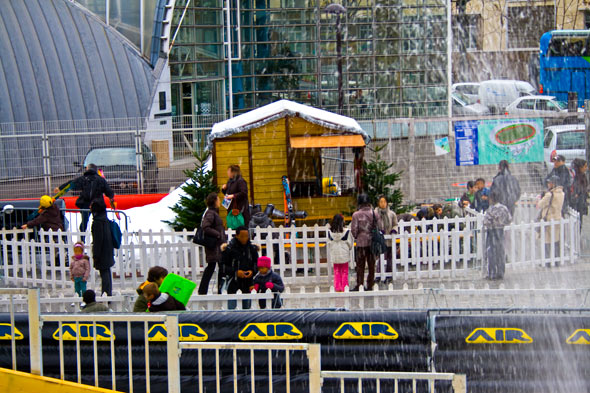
left=455, top=121, right=479, bottom=166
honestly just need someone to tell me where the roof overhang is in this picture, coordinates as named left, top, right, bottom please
left=289, top=135, right=365, bottom=149
left=209, top=100, right=369, bottom=149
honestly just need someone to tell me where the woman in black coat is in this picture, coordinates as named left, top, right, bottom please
left=91, top=199, right=115, bottom=296
left=198, top=192, right=227, bottom=295
left=222, top=164, right=250, bottom=226
left=571, top=158, right=588, bottom=228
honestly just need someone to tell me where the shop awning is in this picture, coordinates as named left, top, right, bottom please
left=289, top=135, right=365, bottom=149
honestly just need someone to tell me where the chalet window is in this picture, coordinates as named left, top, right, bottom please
left=287, top=135, right=363, bottom=198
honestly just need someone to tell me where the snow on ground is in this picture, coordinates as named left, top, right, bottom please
left=122, top=158, right=211, bottom=233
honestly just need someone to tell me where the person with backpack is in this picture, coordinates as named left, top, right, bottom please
left=546, top=155, right=572, bottom=214
left=90, top=199, right=115, bottom=296
left=490, top=160, right=521, bottom=216
left=197, top=192, right=227, bottom=295
left=351, top=194, right=382, bottom=291
left=54, top=163, right=115, bottom=232
left=328, top=214, right=353, bottom=292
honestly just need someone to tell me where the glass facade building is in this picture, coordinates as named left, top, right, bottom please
left=170, top=0, right=448, bottom=119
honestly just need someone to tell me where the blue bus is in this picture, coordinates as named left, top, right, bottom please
left=540, top=30, right=590, bottom=107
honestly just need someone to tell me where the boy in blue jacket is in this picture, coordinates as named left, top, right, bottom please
left=251, top=256, right=284, bottom=309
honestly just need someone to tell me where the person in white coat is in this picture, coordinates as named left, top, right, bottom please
left=327, top=214, right=353, bottom=292
left=536, top=175, right=565, bottom=260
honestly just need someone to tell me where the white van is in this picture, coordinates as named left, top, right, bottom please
left=478, top=80, right=536, bottom=113
left=543, top=124, right=586, bottom=168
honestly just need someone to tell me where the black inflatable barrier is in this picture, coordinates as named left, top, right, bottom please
left=433, top=314, right=590, bottom=393
left=0, top=310, right=430, bottom=393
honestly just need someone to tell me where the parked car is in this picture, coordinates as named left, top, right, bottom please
left=452, top=92, right=490, bottom=116
left=505, top=95, right=567, bottom=116
left=452, top=82, right=480, bottom=104
left=543, top=124, right=586, bottom=168
left=78, top=145, right=159, bottom=193
left=478, top=80, right=536, bottom=113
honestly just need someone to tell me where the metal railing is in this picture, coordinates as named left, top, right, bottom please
left=0, top=288, right=41, bottom=374
left=41, top=313, right=180, bottom=393
left=179, top=342, right=322, bottom=393
left=2, top=206, right=129, bottom=232
left=321, top=370, right=467, bottom=393
left=0, top=288, right=181, bottom=392
left=2, top=285, right=587, bottom=314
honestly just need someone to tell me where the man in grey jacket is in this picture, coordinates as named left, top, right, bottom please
left=351, top=194, right=381, bottom=291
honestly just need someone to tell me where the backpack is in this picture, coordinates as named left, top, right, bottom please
left=109, top=220, right=122, bottom=249
left=370, top=212, right=387, bottom=256
left=77, top=175, right=98, bottom=207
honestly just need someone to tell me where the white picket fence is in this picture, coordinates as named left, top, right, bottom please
left=0, top=207, right=580, bottom=293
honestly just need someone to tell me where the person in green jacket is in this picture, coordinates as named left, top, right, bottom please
left=133, top=266, right=168, bottom=312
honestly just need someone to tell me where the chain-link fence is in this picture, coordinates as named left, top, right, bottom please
left=0, top=115, right=223, bottom=199
left=0, top=112, right=585, bottom=205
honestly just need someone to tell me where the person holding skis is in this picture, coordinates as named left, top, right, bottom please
left=54, top=163, right=115, bottom=232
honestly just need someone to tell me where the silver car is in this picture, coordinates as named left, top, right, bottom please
left=505, top=95, right=567, bottom=116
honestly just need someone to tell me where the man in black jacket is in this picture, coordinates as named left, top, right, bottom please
left=546, top=154, right=572, bottom=214
left=221, top=226, right=259, bottom=309
left=490, top=160, right=521, bottom=216
left=54, top=163, right=115, bottom=232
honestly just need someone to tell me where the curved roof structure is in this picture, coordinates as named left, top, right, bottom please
left=0, top=0, right=157, bottom=124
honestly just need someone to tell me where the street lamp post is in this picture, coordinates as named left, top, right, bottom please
left=325, top=4, right=346, bottom=115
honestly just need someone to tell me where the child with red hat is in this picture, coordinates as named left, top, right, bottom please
left=251, top=256, right=284, bottom=309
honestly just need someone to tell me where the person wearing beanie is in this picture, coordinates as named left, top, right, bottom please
left=21, top=195, right=64, bottom=232
left=70, top=242, right=91, bottom=297
left=81, top=290, right=109, bottom=313
left=133, top=266, right=169, bottom=312
left=251, top=256, right=284, bottom=309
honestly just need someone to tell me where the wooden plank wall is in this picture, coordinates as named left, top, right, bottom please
left=214, top=137, right=250, bottom=221
left=213, top=115, right=361, bottom=223
left=251, top=119, right=288, bottom=211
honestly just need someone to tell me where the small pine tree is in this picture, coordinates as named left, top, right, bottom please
left=361, top=144, right=408, bottom=214
left=164, top=150, right=218, bottom=231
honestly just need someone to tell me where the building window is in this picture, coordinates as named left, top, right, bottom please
left=585, top=10, right=590, bottom=29
left=507, top=6, right=554, bottom=49
left=452, top=14, right=480, bottom=51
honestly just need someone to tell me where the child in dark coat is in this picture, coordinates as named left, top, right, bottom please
left=251, top=256, right=284, bottom=309
left=143, top=282, right=186, bottom=312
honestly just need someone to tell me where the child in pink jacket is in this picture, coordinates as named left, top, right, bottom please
left=70, top=242, right=91, bottom=297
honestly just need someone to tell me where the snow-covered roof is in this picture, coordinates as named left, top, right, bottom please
left=209, top=100, right=369, bottom=146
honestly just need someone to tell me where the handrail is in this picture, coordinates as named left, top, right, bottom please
left=40, top=314, right=170, bottom=322
left=320, top=370, right=458, bottom=381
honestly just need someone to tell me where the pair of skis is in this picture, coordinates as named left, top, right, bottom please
left=282, top=176, right=295, bottom=228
